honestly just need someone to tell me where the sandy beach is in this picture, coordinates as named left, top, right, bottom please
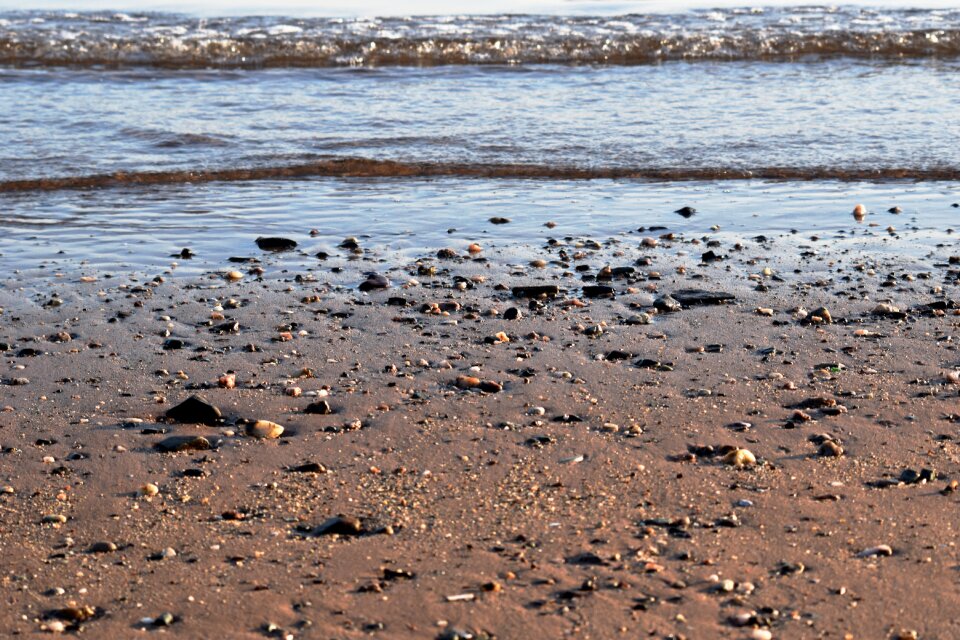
left=1, top=210, right=958, bottom=639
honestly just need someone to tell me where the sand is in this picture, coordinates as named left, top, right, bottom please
left=1, top=219, right=958, bottom=640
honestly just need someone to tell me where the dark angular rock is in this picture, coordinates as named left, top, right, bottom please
left=165, top=395, right=222, bottom=425
left=675, top=206, right=696, bottom=218
left=304, top=400, right=333, bottom=415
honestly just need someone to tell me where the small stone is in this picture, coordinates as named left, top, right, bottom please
left=818, top=441, right=844, bottom=458
left=456, top=375, right=481, bottom=390
left=42, top=514, right=67, bottom=524
left=359, top=273, right=390, bottom=292
left=140, top=483, right=159, bottom=497
left=723, top=449, right=756, bottom=468
left=218, top=374, right=236, bottom=389
left=246, top=420, right=284, bottom=439
left=255, top=237, right=297, bottom=251
left=857, top=544, right=893, bottom=558
left=88, top=541, right=117, bottom=553
left=304, top=400, right=333, bottom=414
left=852, top=203, right=866, bottom=220
left=165, top=395, right=222, bottom=426
left=156, top=435, right=212, bottom=453
left=312, top=515, right=363, bottom=536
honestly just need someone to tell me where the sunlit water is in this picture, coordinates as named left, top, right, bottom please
left=1, top=7, right=959, bottom=286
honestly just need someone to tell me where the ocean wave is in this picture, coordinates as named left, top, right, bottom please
left=2, top=8, right=960, bottom=67
left=3, top=158, right=960, bottom=193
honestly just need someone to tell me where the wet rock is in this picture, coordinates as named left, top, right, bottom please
left=512, top=285, right=560, bottom=298
left=359, top=273, right=390, bottom=292
left=165, top=395, right=222, bottom=425
left=255, top=237, right=297, bottom=252
left=675, top=206, right=696, bottom=218
left=503, top=307, right=522, bottom=320
left=583, top=285, right=615, bottom=299
left=654, top=295, right=681, bottom=312
left=155, top=435, right=212, bottom=453
left=671, top=289, right=736, bottom=306
left=489, top=217, right=511, bottom=224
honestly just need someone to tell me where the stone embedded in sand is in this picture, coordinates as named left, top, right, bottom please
left=225, top=270, right=244, bottom=281
left=491, top=331, right=510, bottom=344
left=857, top=544, right=893, bottom=558
left=467, top=242, right=482, bottom=254
left=489, top=216, right=510, bottom=224
left=755, top=307, right=773, bottom=316
left=671, top=289, right=736, bottom=306
left=723, top=448, right=756, bottom=468
left=456, top=375, right=481, bottom=390
left=503, top=307, right=522, bottom=320
left=512, top=285, right=560, bottom=298
left=218, top=374, right=236, bottom=389
left=290, top=462, right=327, bottom=474
left=437, top=248, right=458, bottom=259
left=479, top=380, right=502, bottom=393
left=304, top=400, right=333, bottom=414
left=654, top=295, right=681, bottom=312
left=583, top=285, right=615, bottom=299
left=246, top=420, right=284, bottom=439
left=156, top=435, right=212, bottom=453
left=872, top=302, right=902, bottom=316
left=165, top=395, right=222, bottom=425
left=852, top=203, right=867, bottom=220
left=675, top=206, right=696, bottom=218
left=42, top=514, right=67, bottom=524
left=817, top=440, right=844, bottom=458
left=255, top=237, right=297, bottom=252
left=312, top=515, right=363, bottom=536
left=88, top=541, right=117, bottom=554
left=140, top=483, right=159, bottom=497
left=358, top=273, right=390, bottom=292
left=803, top=306, right=833, bottom=324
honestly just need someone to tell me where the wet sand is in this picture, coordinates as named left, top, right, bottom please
left=2, top=213, right=960, bottom=640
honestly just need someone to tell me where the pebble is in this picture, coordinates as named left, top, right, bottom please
left=140, top=483, right=159, bottom=497
left=723, top=449, right=757, bottom=468
left=817, top=441, right=844, bottom=458
left=246, top=420, right=284, bottom=439
left=857, top=544, right=893, bottom=558
left=165, top=395, right=222, bottom=426
left=88, top=541, right=117, bottom=553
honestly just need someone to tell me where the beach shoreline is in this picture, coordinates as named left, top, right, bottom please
left=2, top=217, right=959, bottom=639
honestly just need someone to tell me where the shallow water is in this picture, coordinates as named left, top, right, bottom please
left=1, top=178, right=957, bottom=292
left=1, top=7, right=959, bottom=287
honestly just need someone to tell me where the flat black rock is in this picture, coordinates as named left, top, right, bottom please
left=675, top=206, right=696, bottom=218
left=583, top=285, right=615, bottom=299
left=255, top=237, right=297, bottom=252
left=671, top=289, right=736, bottom=306
left=165, top=395, right=222, bottom=425
left=512, top=285, right=560, bottom=298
